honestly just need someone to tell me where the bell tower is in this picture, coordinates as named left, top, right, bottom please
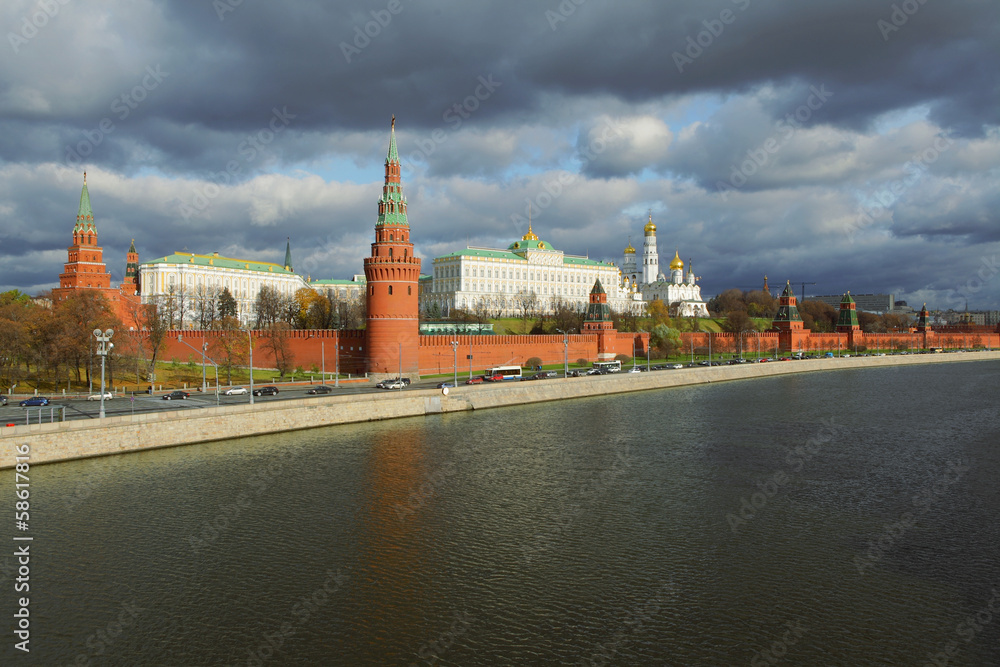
left=364, top=117, right=422, bottom=377
left=55, top=173, right=112, bottom=295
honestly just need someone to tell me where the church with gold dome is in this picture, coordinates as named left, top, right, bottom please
left=424, top=222, right=645, bottom=317
left=621, top=214, right=710, bottom=317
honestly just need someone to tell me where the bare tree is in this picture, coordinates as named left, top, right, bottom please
left=265, top=321, right=295, bottom=377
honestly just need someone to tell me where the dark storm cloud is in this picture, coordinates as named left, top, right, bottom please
left=1, top=0, right=998, bottom=308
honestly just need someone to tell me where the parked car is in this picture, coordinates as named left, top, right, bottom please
left=435, top=382, right=455, bottom=389
left=20, top=397, right=50, bottom=407
left=465, top=377, right=484, bottom=385
left=224, top=386, right=248, bottom=396
left=87, top=392, right=114, bottom=401
left=306, top=385, right=333, bottom=395
left=162, top=391, right=190, bottom=400
left=252, top=386, right=279, bottom=397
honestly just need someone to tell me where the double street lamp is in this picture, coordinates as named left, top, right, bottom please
left=450, top=340, right=459, bottom=387
left=92, top=328, right=113, bottom=419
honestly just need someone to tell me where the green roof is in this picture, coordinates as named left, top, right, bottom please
left=74, top=177, right=95, bottom=233
left=310, top=278, right=366, bottom=286
left=143, top=252, right=298, bottom=275
left=438, top=248, right=526, bottom=261
left=436, top=246, right=610, bottom=267
left=507, top=238, right=558, bottom=252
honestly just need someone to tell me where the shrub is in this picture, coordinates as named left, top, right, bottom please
left=576, top=358, right=589, bottom=366
left=525, top=357, right=543, bottom=369
left=614, top=354, right=632, bottom=364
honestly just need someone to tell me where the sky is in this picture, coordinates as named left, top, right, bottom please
left=1, top=0, right=998, bottom=310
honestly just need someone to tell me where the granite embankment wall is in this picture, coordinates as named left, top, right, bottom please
left=3, top=352, right=998, bottom=469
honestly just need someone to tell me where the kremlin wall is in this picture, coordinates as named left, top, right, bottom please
left=52, top=120, right=999, bottom=379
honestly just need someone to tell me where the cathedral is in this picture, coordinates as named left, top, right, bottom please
left=621, top=214, right=710, bottom=317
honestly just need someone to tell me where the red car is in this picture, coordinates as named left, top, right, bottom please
left=465, top=377, right=484, bottom=385
left=484, top=374, right=505, bottom=382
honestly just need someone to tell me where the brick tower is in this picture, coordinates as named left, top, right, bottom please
left=836, top=291, right=861, bottom=348
left=55, top=173, right=112, bottom=293
left=771, top=280, right=808, bottom=352
left=122, top=239, right=140, bottom=295
left=364, top=117, right=422, bottom=377
left=583, top=279, right=615, bottom=360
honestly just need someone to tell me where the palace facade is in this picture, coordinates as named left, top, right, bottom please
left=424, top=224, right=645, bottom=317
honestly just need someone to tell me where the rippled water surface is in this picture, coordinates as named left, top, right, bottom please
left=14, top=362, right=1000, bottom=665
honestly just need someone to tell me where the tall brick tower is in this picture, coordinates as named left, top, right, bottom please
left=772, top=280, right=807, bottom=352
left=122, top=239, right=140, bottom=295
left=364, top=117, right=421, bottom=377
left=836, top=291, right=861, bottom=348
left=55, top=173, right=112, bottom=294
left=584, top=279, right=615, bottom=360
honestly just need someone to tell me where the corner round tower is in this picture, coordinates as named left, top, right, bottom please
left=364, top=117, right=422, bottom=377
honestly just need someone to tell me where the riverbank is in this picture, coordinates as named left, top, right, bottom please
left=4, top=351, right=998, bottom=468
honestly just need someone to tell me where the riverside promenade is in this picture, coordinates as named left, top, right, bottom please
left=4, top=352, right=998, bottom=469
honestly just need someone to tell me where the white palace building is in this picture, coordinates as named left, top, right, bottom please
left=424, top=223, right=645, bottom=316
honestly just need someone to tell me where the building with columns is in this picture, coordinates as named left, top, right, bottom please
left=424, top=223, right=644, bottom=317
left=623, top=214, right=710, bottom=317
left=139, top=239, right=310, bottom=326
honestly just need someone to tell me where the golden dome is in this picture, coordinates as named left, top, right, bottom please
left=670, top=250, right=684, bottom=271
left=522, top=221, right=539, bottom=241
left=644, top=213, right=656, bottom=234
left=623, top=242, right=636, bottom=255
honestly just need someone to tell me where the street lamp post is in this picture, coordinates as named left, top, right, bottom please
left=245, top=329, right=254, bottom=405
left=177, top=334, right=220, bottom=405
left=450, top=341, right=459, bottom=387
left=92, top=328, right=114, bottom=419
left=556, top=329, right=570, bottom=377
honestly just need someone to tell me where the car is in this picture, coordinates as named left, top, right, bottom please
left=20, top=397, right=50, bottom=407
left=435, top=382, right=456, bottom=389
left=586, top=368, right=604, bottom=375
left=381, top=380, right=405, bottom=390
left=306, top=385, right=333, bottom=395
left=252, top=386, right=279, bottom=397
left=530, top=371, right=556, bottom=380
left=464, top=377, right=484, bottom=385
left=670, top=363, right=684, bottom=369
left=224, top=386, right=248, bottom=396
left=162, top=390, right=190, bottom=400
left=484, top=374, right=505, bottom=382
left=758, top=358, right=769, bottom=363
left=0, top=395, right=7, bottom=406
left=87, top=392, right=114, bottom=401
left=568, top=369, right=585, bottom=377
left=825, top=352, right=835, bottom=358
left=628, top=366, right=643, bottom=373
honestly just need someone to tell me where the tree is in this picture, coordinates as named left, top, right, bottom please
left=513, top=290, right=539, bottom=334
left=646, top=299, right=672, bottom=329
left=265, top=321, right=295, bottom=377
left=798, top=300, right=837, bottom=332
left=651, top=324, right=681, bottom=358
left=218, top=287, right=238, bottom=320
left=194, top=285, right=219, bottom=329
left=210, top=316, right=249, bottom=385
left=137, top=298, right=173, bottom=382
left=254, top=286, right=284, bottom=328
left=708, top=289, right=746, bottom=316
left=723, top=309, right=754, bottom=334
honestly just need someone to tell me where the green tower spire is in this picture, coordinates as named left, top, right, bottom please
left=74, top=172, right=96, bottom=234
left=284, top=237, right=293, bottom=272
left=377, top=115, right=408, bottom=227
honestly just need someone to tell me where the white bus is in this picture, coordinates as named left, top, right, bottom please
left=592, top=360, right=622, bottom=373
left=485, top=365, right=522, bottom=381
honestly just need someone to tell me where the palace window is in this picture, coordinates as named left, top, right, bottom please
left=388, top=285, right=393, bottom=295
